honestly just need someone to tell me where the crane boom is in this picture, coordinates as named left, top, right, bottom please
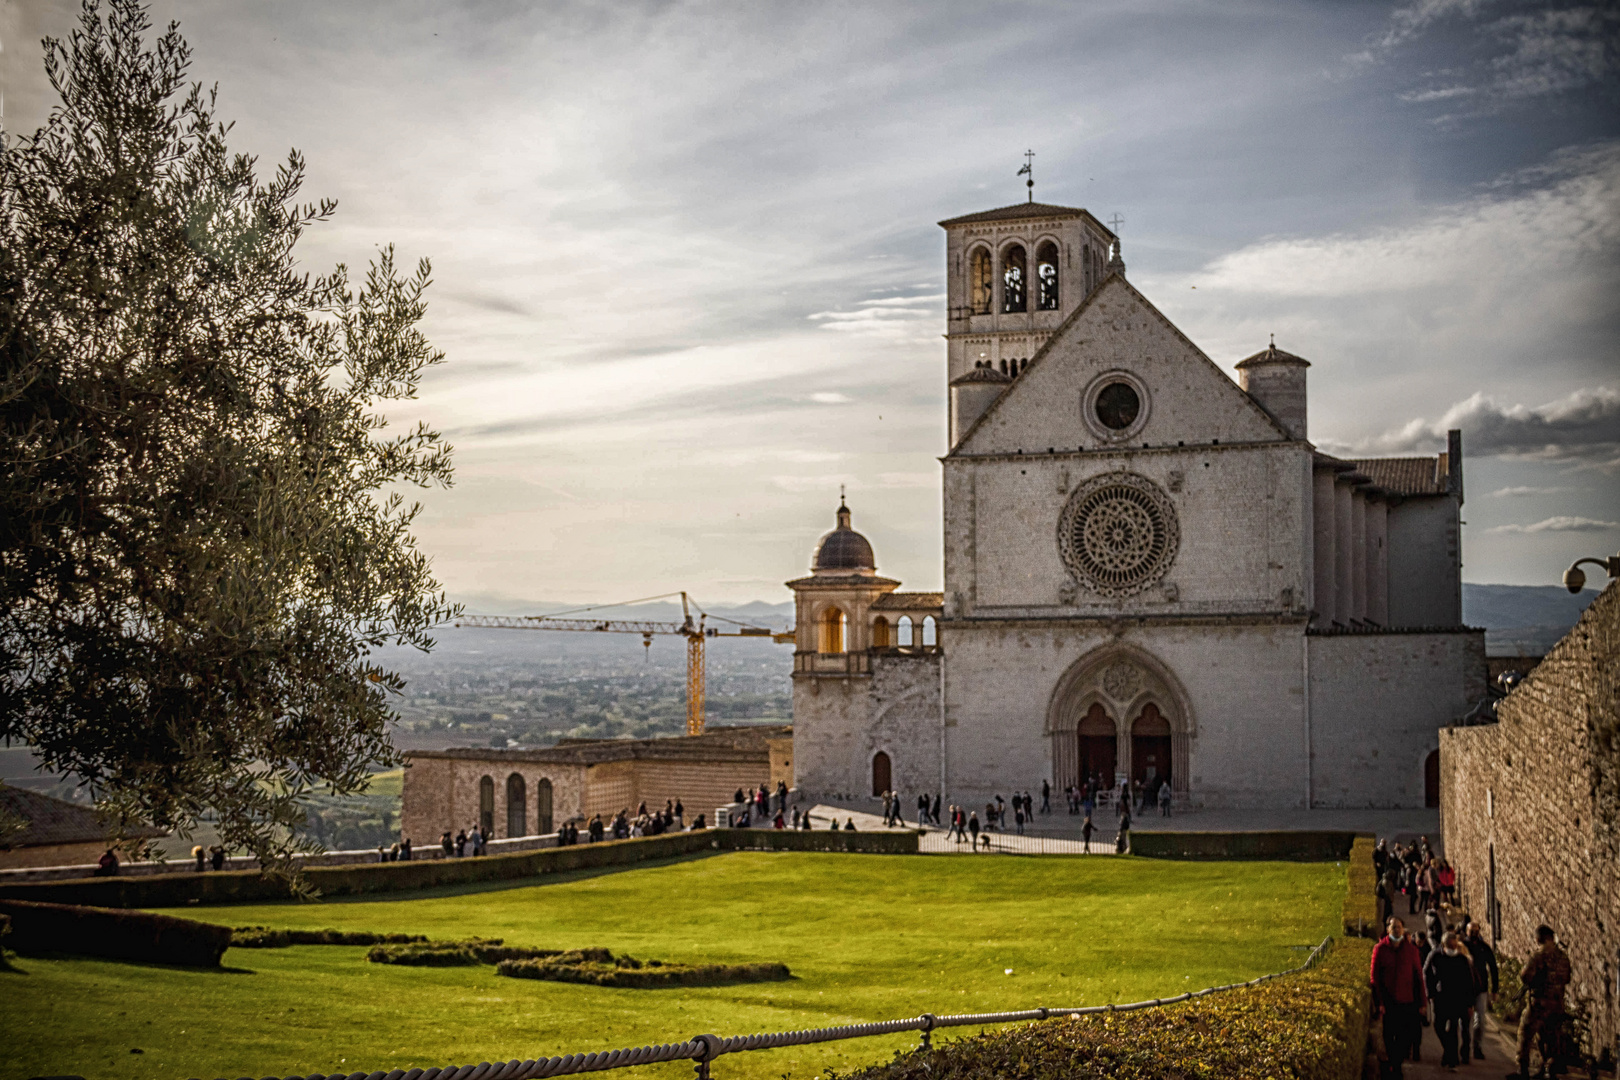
left=452, top=593, right=789, bottom=737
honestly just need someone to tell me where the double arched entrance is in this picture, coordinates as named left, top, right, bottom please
left=1047, top=646, right=1191, bottom=798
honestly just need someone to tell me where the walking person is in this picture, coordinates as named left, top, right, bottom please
left=1509, top=925, right=1572, bottom=1080
left=1370, top=916, right=1427, bottom=1079
left=1423, top=930, right=1477, bottom=1067
left=1462, top=921, right=1498, bottom=1060
left=1115, top=806, right=1131, bottom=853
left=967, top=811, right=981, bottom=851
left=1081, top=814, right=1094, bottom=854
left=1158, top=781, right=1171, bottom=816
left=1014, top=802, right=1025, bottom=835
left=1040, top=780, right=1050, bottom=814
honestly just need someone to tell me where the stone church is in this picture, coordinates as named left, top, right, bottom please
left=788, top=199, right=1485, bottom=810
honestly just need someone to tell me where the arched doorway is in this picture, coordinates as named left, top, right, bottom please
left=1131, top=704, right=1172, bottom=790
left=478, top=775, right=495, bottom=836
left=536, top=778, right=554, bottom=835
left=1424, top=749, right=1440, bottom=808
left=871, top=751, right=892, bottom=796
left=506, top=773, right=526, bottom=837
left=1077, top=703, right=1116, bottom=790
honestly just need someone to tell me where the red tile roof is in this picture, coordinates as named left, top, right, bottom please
left=938, top=201, right=1104, bottom=228
left=1348, top=456, right=1449, bottom=496
left=0, top=785, right=166, bottom=849
left=871, top=592, right=945, bottom=611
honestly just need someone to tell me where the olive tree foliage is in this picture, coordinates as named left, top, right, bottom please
left=0, top=0, right=458, bottom=865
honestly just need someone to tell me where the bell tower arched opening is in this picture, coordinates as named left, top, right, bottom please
left=818, top=607, right=848, bottom=654
left=968, top=246, right=992, bottom=314
left=1001, top=244, right=1027, bottom=313
left=1036, top=240, right=1059, bottom=310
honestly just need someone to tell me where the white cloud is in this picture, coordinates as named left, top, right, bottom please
left=1489, top=516, right=1619, bottom=533
left=1324, top=386, right=1620, bottom=469
left=809, top=392, right=851, bottom=404
left=1488, top=485, right=1575, bottom=497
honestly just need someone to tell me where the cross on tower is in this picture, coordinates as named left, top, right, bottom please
left=1017, top=149, right=1035, bottom=203
left=1108, top=213, right=1125, bottom=234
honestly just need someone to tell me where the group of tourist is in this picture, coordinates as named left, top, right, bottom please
left=189, top=844, right=229, bottom=872
left=375, top=838, right=413, bottom=862
left=1374, top=837, right=1458, bottom=921
left=1372, top=909, right=1568, bottom=1079
left=1061, top=776, right=1173, bottom=817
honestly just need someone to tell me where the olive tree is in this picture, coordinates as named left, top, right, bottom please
left=0, top=0, right=457, bottom=865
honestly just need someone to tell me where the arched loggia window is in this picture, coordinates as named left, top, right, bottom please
left=1037, top=241, right=1059, bottom=310
left=872, top=616, right=892, bottom=648
left=969, top=247, right=993, bottom=314
left=1001, top=244, right=1027, bottom=313
left=478, top=775, right=494, bottom=836
left=819, top=607, right=848, bottom=654
left=506, top=773, right=526, bottom=837
left=897, top=615, right=914, bottom=647
left=921, top=615, right=937, bottom=647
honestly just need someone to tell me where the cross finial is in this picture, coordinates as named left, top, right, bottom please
left=839, top=483, right=846, bottom=505
left=1108, top=213, right=1125, bottom=234
left=1017, top=149, right=1035, bottom=203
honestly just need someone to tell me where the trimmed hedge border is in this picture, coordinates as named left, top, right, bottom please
left=496, top=954, right=791, bottom=989
left=0, top=898, right=231, bottom=967
left=1131, top=830, right=1359, bottom=861
left=0, top=827, right=920, bottom=908
left=832, top=938, right=1375, bottom=1080
left=1342, top=835, right=1379, bottom=938
left=366, top=940, right=593, bottom=966
left=231, top=926, right=429, bottom=948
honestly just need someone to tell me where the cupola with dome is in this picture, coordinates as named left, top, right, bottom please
left=812, top=498, right=876, bottom=574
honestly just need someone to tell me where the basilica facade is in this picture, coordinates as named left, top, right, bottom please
left=788, top=199, right=1485, bottom=811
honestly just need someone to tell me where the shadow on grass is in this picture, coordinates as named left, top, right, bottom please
left=0, top=951, right=255, bottom=974
left=206, top=848, right=735, bottom=909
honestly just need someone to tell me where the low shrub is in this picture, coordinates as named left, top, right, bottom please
left=1342, top=835, right=1379, bottom=938
left=1131, top=830, right=1358, bottom=861
left=0, top=898, right=231, bottom=968
left=496, top=951, right=791, bottom=988
left=366, top=939, right=596, bottom=966
left=231, top=926, right=428, bottom=948
left=831, top=938, right=1373, bottom=1080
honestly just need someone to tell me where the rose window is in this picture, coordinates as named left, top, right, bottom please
left=1058, top=473, right=1179, bottom=597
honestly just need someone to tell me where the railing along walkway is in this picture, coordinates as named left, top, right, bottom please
left=199, top=936, right=1334, bottom=1080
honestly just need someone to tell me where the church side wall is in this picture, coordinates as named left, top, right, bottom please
left=942, top=621, right=1308, bottom=809
left=1308, top=630, right=1485, bottom=807
left=1386, top=496, right=1462, bottom=627
left=403, top=756, right=588, bottom=842
left=791, top=654, right=941, bottom=808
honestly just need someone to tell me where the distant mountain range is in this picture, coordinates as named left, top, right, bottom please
left=1461, top=583, right=1601, bottom=657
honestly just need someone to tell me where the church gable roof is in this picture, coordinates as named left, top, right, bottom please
left=951, top=274, right=1292, bottom=456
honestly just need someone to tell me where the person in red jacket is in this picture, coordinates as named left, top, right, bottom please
left=1370, top=916, right=1428, bottom=1079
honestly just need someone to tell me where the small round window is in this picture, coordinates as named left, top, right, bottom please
left=1094, top=382, right=1140, bottom=430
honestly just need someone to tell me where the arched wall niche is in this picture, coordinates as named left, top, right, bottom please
left=1044, top=644, right=1194, bottom=797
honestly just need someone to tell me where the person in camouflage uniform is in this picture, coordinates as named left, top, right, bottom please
left=1511, top=924, right=1572, bottom=1079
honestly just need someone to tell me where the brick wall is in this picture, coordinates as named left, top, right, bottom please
left=1440, top=581, right=1619, bottom=1059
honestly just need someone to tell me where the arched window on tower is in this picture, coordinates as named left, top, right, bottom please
left=1037, top=241, right=1059, bottom=310
left=478, top=775, right=494, bottom=836
left=819, top=607, right=847, bottom=654
left=897, top=616, right=914, bottom=647
left=921, top=615, right=937, bottom=647
left=506, top=773, right=526, bottom=838
left=872, top=616, right=892, bottom=649
left=1001, top=244, right=1027, bottom=313
left=969, top=247, right=992, bottom=315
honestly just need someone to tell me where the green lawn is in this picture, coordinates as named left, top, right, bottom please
left=6, top=852, right=1344, bottom=1080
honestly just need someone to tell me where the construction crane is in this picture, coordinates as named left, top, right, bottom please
left=454, top=592, right=794, bottom=737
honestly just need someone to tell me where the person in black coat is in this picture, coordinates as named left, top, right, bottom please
left=1463, top=921, right=1499, bottom=1059
left=1424, top=930, right=1478, bottom=1067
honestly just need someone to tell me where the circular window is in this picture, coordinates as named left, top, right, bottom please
left=1080, top=370, right=1150, bottom=442
left=1058, top=472, right=1179, bottom=597
left=1094, top=382, right=1140, bottom=430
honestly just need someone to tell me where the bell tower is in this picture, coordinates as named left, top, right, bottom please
left=938, top=199, right=1118, bottom=387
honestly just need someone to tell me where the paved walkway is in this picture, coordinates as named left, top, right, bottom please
left=1394, top=1007, right=1520, bottom=1080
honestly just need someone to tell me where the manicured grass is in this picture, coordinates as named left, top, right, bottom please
left=6, top=852, right=1344, bottom=1080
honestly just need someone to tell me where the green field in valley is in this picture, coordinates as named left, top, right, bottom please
left=5, top=851, right=1345, bottom=1080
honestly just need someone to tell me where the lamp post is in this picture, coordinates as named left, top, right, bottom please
left=1561, top=552, right=1620, bottom=593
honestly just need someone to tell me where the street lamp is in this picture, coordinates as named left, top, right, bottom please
left=1562, top=552, right=1620, bottom=593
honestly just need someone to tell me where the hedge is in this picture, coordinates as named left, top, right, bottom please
left=833, top=938, right=1374, bottom=1080
left=1131, top=830, right=1359, bottom=861
left=1341, top=835, right=1379, bottom=938
left=0, top=827, right=920, bottom=909
left=0, top=898, right=231, bottom=968
left=366, top=940, right=593, bottom=966
left=496, top=952, right=792, bottom=989
left=231, top=926, right=428, bottom=948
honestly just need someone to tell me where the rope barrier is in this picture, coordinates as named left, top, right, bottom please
left=198, top=935, right=1333, bottom=1079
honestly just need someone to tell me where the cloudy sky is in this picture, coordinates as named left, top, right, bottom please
left=5, top=0, right=1617, bottom=606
